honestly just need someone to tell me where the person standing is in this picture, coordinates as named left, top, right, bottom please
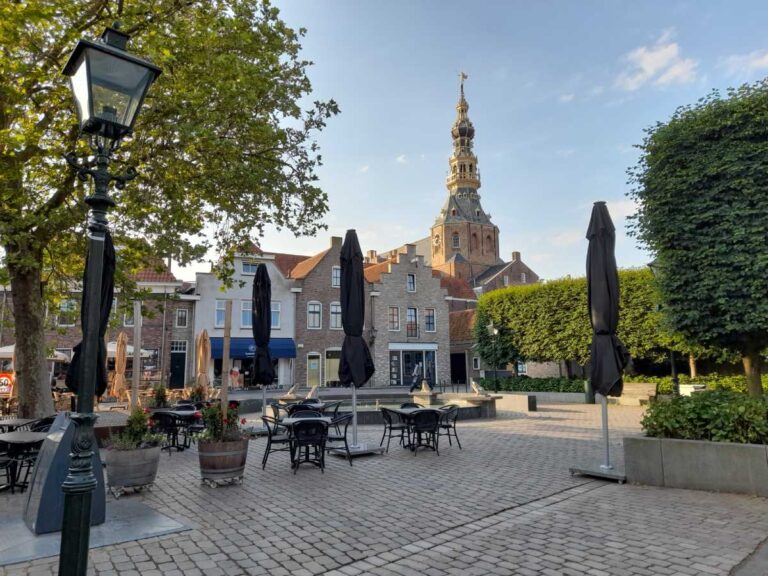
left=409, top=361, right=423, bottom=393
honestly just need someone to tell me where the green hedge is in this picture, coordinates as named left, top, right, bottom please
left=624, top=373, right=768, bottom=395
left=479, top=376, right=587, bottom=394
left=642, top=390, right=768, bottom=444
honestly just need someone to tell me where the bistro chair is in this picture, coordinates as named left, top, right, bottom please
left=261, top=416, right=291, bottom=470
left=287, top=403, right=318, bottom=416
left=30, top=416, right=56, bottom=433
left=410, top=410, right=440, bottom=456
left=290, top=419, right=329, bottom=474
left=0, top=441, right=14, bottom=494
left=153, top=412, right=188, bottom=453
left=400, top=402, right=423, bottom=409
left=326, top=413, right=354, bottom=466
left=438, top=407, right=462, bottom=449
left=379, top=408, right=408, bottom=453
left=290, top=410, right=322, bottom=419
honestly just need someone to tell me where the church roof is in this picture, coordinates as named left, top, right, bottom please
left=434, top=189, right=493, bottom=226
left=472, top=262, right=511, bottom=285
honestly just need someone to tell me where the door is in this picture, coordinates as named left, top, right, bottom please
left=169, top=340, right=187, bottom=389
left=307, top=353, right=321, bottom=388
left=450, top=353, right=467, bottom=384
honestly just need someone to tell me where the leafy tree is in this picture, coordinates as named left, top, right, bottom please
left=473, top=306, right=521, bottom=384
left=0, top=0, right=338, bottom=416
left=629, top=82, right=768, bottom=397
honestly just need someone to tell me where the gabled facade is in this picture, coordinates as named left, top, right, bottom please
left=193, top=250, right=303, bottom=387
left=365, top=244, right=450, bottom=388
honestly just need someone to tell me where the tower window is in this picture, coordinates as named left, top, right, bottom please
left=471, top=233, right=478, bottom=251
left=486, top=235, right=493, bottom=252
left=469, top=164, right=473, bottom=174
left=452, top=233, right=460, bottom=249
left=451, top=209, right=457, bottom=216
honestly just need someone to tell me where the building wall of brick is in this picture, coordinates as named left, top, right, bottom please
left=369, top=245, right=450, bottom=388
left=430, top=222, right=499, bottom=273
left=293, top=237, right=351, bottom=387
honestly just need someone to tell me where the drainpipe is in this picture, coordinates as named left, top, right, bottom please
left=159, top=290, right=168, bottom=387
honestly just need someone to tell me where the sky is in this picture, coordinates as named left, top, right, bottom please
left=177, top=0, right=768, bottom=281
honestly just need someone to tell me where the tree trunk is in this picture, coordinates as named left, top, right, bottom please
left=9, top=260, right=54, bottom=418
left=742, top=348, right=763, bottom=398
left=688, top=353, right=697, bottom=379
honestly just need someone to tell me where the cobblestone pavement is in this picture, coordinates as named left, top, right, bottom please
left=3, top=404, right=768, bottom=575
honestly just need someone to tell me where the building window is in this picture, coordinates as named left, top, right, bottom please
left=271, top=301, right=281, bottom=329
left=424, top=308, right=436, bottom=332
left=241, top=300, right=252, bottom=329
left=176, top=308, right=189, bottom=328
left=170, top=340, right=187, bottom=353
left=388, top=307, right=400, bottom=331
left=406, top=274, right=416, bottom=292
left=503, top=275, right=509, bottom=286
left=452, top=233, right=460, bottom=249
left=517, top=361, right=528, bottom=375
left=330, top=302, right=342, bottom=330
left=521, top=272, right=527, bottom=283
left=242, top=261, right=258, bottom=274
left=123, top=310, right=137, bottom=327
left=307, top=352, right=321, bottom=387
left=215, top=300, right=226, bottom=328
left=331, top=266, right=341, bottom=288
left=307, top=302, right=322, bottom=329
left=56, top=299, right=77, bottom=327
left=325, top=349, right=341, bottom=386
left=473, top=357, right=480, bottom=370
left=486, top=235, right=493, bottom=252
left=406, top=307, right=418, bottom=338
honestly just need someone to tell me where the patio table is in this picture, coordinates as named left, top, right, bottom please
left=280, top=417, right=332, bottom=469
left=0, top=419, right=35, bottom=433
left=388, top=408, right=445, bottom=450
left=0, top=431, right=48, bottom=492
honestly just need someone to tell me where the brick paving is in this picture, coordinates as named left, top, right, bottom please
left=3, top=404, right=768, bottom=575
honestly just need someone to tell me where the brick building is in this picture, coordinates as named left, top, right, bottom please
left=364, top=244, right=450, bottom=388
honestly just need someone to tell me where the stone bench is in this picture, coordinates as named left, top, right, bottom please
left=495, top=393, right=537, bottom=413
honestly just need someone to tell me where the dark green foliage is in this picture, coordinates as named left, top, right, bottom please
left=625, top=373, right=768, bottom=395
left=478, top=376, right=586, bottom=394
left=642, top=391, right=768, bottom=444
left=202, top=401, right=244, bottom=442
left=473, top=306, right=521, bottom=373
left=108, top=406, right=161, bottom=450
left=152, top=385, right=168, bottom=408
left=629, top=81, right=768, bottom=395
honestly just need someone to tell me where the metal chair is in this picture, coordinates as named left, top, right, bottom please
left=152, top=412, right=187, bottom=453
left=410, top=410, right=440, bottom=456
left=379, top=408, right=408, bottom=453
left=326, top=413, right=353, bottom=466
left=438, top=407, right=461, bottom=449
left=287, top=403, right=319, bottom=416
left=400, top=402, right=423, bottom=409
left=290, top=410, right=322, bottom=419
left=261, top=416, right=291, bottom=470
left=30, top=416, right=56, bottom=433
left=290, top=419, right=329, bottom=474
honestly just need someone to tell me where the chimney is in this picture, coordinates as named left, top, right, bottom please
left=365, top=250, right=378, bottom=264
left=331, top=236, right=342, bottom=248
left=511, top=251, right=520, bottom=263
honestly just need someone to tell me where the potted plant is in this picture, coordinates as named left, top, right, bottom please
left=198, top=401, right=249, bottom=487
left=189, top=383, right=206, bottom=403
left=104, top=407, right=163, bottom=497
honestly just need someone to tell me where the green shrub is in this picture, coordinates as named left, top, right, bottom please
left=152, top=385, right=169, bottom=408
left=624, top=373, right=768, bottom=395
left=642, top=390, right=768, bottom=444
left=479, top=376, right=586, bottom=394
left=107, top=406, right=163, bottom=450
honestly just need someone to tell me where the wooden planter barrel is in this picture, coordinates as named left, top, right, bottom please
left=104, top=446, right=161, bottom=497
left=198, top=438, right=249, bottom=486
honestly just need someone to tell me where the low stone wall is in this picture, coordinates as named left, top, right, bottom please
left=624, top=435, right=768, bottom=497
left=496, top=391, right=586, bottom=405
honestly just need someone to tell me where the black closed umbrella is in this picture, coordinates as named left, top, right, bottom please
left=66, top=230, right=115, bottom=399
left=587, top=201, right=630, bottom=397
left=338, top=230, right=375, bottom=450
left=585, top=201, right=630, bottom=475
left=251, top=264, right=275, bottom=416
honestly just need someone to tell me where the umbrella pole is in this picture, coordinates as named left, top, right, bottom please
left=351, top=385, right=358, bottom=447
left=262, top=385, right=267, bottom=419
left=599, top=393, right=612, bottom=470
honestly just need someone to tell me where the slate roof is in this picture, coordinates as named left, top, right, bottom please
left=434, top=189, right=493, bottom=226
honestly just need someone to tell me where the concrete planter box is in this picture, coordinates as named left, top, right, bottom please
left=624, top=435, right=768, bottom=496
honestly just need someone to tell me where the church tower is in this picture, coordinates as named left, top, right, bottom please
left=430, top=74, right=500, bottom=281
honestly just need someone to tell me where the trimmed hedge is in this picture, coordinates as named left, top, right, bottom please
left=479, top=376, right=586, bottom=394
left=625, top=373, right=768, bottom=395
left=642, top=390, right=768, bottom=444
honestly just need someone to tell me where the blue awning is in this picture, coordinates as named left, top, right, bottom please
left=210, top=337, right=296, bottom=359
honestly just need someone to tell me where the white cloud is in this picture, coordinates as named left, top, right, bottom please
left=550, top=229, right=583, bottom=247
left=616, top=29, right=698, bottom=91
left=358, top=165, right=370, bottom=173
left=395, top=154, right=407, bottom=164
left=607, top=198, right=638, bottom=220
left=559, top=93, right=575, bottom=103
left=722, top=50, right=768, bottom=76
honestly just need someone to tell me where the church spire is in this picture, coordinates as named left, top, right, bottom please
left=447, top=72, right=480, bottom=193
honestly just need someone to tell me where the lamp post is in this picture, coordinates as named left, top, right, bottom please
left=60, top=25, right=160, bottom=576
left=648, top=260, right=680, bottom=396
left=486, top=321, right=500, bottom=393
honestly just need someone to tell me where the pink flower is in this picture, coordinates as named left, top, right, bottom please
left=240, top=418, right=247, bottom=425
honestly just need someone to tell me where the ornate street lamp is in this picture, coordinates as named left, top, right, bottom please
left=648, top=259, right=680, bottom=396
left=486, top=321, right=500, bottom=393
left=59, top=24, right=161, bottom=576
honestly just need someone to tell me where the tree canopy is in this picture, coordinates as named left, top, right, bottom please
left=628, top=81, right=768, bottom=396
left=0, top=0, right=338, bottom=416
